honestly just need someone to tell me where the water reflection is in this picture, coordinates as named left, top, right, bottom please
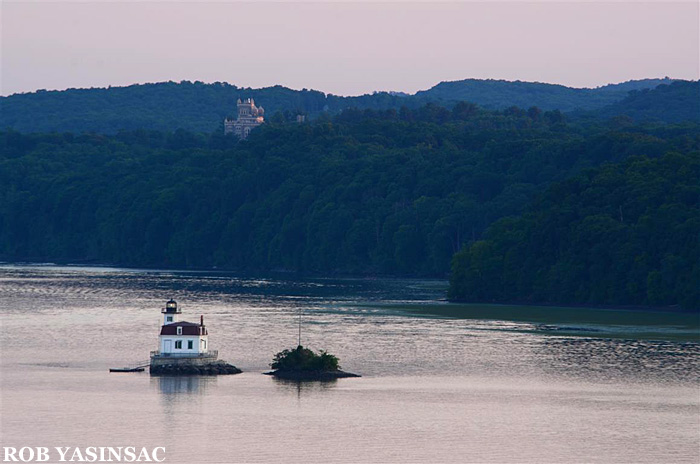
left=152, top=375, right=215, bottom=395
left=271, top=377, right=338, bottom=400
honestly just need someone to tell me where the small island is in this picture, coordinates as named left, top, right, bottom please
left=150, top=360, right=241, bottom=376
left=265, top=345, right=360, bottom=381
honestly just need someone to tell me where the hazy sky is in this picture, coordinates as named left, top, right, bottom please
left=2, top=1, right=698, bottom=96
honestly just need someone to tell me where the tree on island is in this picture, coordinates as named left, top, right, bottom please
left=270, top=345, right=340, bottom=372
left=266, top=345, right=360, bottom=380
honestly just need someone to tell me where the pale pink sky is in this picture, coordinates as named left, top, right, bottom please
left=2, top=1, right=698, bottom=96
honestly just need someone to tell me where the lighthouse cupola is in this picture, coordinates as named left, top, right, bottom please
left=161, top=299, right=181, bottom=325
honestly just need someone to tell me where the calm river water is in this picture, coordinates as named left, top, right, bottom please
left=1, top=266, right=698, bottom=463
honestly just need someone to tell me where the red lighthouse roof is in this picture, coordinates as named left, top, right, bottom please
left=160, top=321, right=207, bottom=336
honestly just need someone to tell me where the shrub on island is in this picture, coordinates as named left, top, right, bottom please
left=271, top=346, right=339, bottom=371
left=267, top=345, right=360, bottom=380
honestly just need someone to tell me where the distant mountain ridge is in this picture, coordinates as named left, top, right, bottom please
left=0, top=77, right=690, bottom=134
left=589, top=80, right=700, bottom=123
left=416, top=78, right=678, bottom=112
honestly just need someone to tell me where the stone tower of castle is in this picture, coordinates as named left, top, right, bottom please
left=224, top=98, right=265, bottom=139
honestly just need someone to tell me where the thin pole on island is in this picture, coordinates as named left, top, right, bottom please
left=298, top=307, right=302, bottom=348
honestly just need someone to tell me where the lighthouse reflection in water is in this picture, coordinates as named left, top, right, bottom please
left=153, top=376, right=213, bottom=395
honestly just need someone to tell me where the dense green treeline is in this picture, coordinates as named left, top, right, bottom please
left=415, top=78, right=678, bottom=112
left=0, top=80, right=425, bottom=134
left=1, top=78, right=686, bottom=135
left=0, top=82, right=336, bottom=134
left=2, top=104, right=697, bottom=285
left=590, top=81, right=700, bottom=123
left=448, top=152, right=700, bottom=309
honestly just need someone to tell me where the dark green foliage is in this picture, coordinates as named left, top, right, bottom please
left=0, top=81, right=410, bottom=134
left=415, top=78, right=678, bottom=112
left=590, top=81, right=700, bottom=123
left=271, top=346, right=340, bottom=371
left=1, top=78, right=682, bottom=135
left=1, top=104, right=698, bottom=280
left=448, top=152, right=700, bottom=310
left=0, top=81, right=330, bottom=134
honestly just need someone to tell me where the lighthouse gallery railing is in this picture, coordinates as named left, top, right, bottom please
left=150, top=350, right=218, bottom=358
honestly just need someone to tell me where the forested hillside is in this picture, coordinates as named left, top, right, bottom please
left=2, top=104, right=697, bottom=289
left=414, top=78, right=677, bottom=111
left=0, top=78, right=680, bottom=134
left=448, top=152, right=699, bottom=309
left=590, top=80, right=700, bottom=123
left=0, top=82, right=334, bottom=134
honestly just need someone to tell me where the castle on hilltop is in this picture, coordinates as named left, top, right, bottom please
left=224, top=98, right=264, bottom=139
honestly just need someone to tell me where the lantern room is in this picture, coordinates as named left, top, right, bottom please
left=161, top=299, right=181, bottom=325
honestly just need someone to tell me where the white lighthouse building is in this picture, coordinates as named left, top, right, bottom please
left=148, top=300, right=240, bottom=375
left=152, top=300, right=215, bottom=359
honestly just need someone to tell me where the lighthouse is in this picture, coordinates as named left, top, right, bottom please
left=105, top=300, right=240, bottom=375
left=151, top=300, right=216, bottom=361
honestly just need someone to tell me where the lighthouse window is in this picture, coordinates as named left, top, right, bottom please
left=187, top=340, right=193, bottom=349
left=177, top=327, right=182, bottom=335
left=175, top=340, right=182, bottom=349
left=166, top=316, right=173, bottom=322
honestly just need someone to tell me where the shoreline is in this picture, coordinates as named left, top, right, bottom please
left=376, top=302, right=700, bottom=342
left=446, top=300, right=695, bottom=315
